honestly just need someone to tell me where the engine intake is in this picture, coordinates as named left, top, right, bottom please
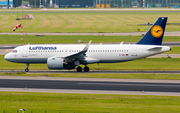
left=47, top=57, right=65, bottom=69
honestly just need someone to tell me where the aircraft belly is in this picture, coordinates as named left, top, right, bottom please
left=7, top=58, right=47, bottom=63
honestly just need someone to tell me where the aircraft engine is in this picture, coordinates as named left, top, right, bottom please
left=47, top=57, right=65, bottom=69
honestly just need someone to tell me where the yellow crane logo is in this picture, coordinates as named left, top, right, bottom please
left=151, top=25, right=163, bottom=38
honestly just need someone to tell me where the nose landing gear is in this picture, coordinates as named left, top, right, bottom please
left=25, top=63, right=29, bottom=72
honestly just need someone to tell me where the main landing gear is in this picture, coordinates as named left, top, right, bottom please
left=25, top=63, right=29, bottom=72
left=77, top=66, right=82, bottom=72
left=84, top=66, right=89, bottom=72
left=76, top=66, right=90, bottom=72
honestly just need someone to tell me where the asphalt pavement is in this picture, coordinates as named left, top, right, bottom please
left=0, top=76, right=180, bottom=96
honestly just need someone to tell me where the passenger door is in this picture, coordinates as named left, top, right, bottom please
left=22, top=46, right=28, bottom=57
left=132, top=46, right=137, bottom=56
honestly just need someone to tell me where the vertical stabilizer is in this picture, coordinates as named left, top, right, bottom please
left=136, top=17, right=168, bottom=45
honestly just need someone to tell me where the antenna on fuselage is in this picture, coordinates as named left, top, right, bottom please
left=120, top=42, right=123, bottom=45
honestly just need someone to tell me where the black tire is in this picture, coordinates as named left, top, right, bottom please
left=25, top=68, right=29, bottom=72
left=84, top=66, right=89, bottom=72
left=77, top=67, right=82, bottom=72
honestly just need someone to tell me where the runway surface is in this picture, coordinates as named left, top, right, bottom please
left=0, top=76, right=180, bottom=96
left=1, top=70, right=180, bottom=74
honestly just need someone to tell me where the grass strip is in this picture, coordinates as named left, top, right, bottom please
left=1, top=11, right=180, bottom=33
left=0, top=92, right=180, bottom=113
left=1, top=72, right=180, bottom=80
left=0, top=35, right=180, bottom=44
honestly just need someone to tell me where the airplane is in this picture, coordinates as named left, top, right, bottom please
left=5, top=17, right=171, bottom=72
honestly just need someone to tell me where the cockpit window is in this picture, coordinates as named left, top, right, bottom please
left=12, top=50, right=17, bottom=53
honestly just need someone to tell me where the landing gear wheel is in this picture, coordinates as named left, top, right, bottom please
left=25, top=68, right=29, bottom=72
left=25, top=63, right=29, bottom=72
left=77, top=66, right=82, bottom=72
left=84, top=66, right=89, bottom=72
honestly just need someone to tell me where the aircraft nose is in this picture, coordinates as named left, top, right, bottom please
left=4, top=53, right=10, bottom=61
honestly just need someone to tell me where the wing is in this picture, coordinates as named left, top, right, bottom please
left=59, top=40, right=92, bottom=62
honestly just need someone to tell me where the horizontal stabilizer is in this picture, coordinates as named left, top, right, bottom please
left=148, top=47, right=162, bottom=51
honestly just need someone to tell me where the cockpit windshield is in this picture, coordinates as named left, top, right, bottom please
left=12, top=50, right=17, bottom=53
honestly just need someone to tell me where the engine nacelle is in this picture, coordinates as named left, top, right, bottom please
left=47, top=57, right=65, bottom=69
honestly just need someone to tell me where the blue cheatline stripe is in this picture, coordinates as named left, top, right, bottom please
left=0, top=1, right=7, bottom=5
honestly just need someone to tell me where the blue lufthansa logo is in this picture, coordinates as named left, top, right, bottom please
left=29, top=46, right=57, bottom=50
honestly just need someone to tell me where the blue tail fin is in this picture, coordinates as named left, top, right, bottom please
left=136, top=17, right=168, bottom=45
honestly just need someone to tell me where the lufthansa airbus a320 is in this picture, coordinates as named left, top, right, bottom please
left=5, top=17, right=171, bottom=72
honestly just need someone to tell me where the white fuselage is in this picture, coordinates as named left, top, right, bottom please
left=5, top=44, right=171, bottom=64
